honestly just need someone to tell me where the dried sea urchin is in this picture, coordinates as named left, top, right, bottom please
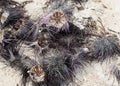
left=39, top=10, right=69, bottom=32
left=93, top=37, right=120, bottom=62
left=2, top=7, right=26, bottom=28
left=44, top=55, right=72, bottom=86
left=1, top=0, right=32, bottom=29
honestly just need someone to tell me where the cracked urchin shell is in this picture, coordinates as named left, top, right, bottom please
left=39, top=11, right=69, bottom=32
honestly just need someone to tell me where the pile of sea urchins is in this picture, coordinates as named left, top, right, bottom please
left=0, top=0, right=120, bottom=86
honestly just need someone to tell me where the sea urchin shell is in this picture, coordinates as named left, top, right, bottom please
left=39, top=10, right=69, bottom=32
left=27, top=65, right=45, bottom=83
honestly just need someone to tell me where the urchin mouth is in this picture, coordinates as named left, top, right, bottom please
left=39, top=10, right=69, bottom=32
left=27, top=65, right=45, bottom=83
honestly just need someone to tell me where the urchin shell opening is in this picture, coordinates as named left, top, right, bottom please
left=0, top=1, right=120, bottom=86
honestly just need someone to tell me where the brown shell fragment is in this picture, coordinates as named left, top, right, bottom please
left=49, top=11, right=67, bottom=29
left=39, top=10, right=69, bottom=32
left=28, top=65, right=45, bottom=83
